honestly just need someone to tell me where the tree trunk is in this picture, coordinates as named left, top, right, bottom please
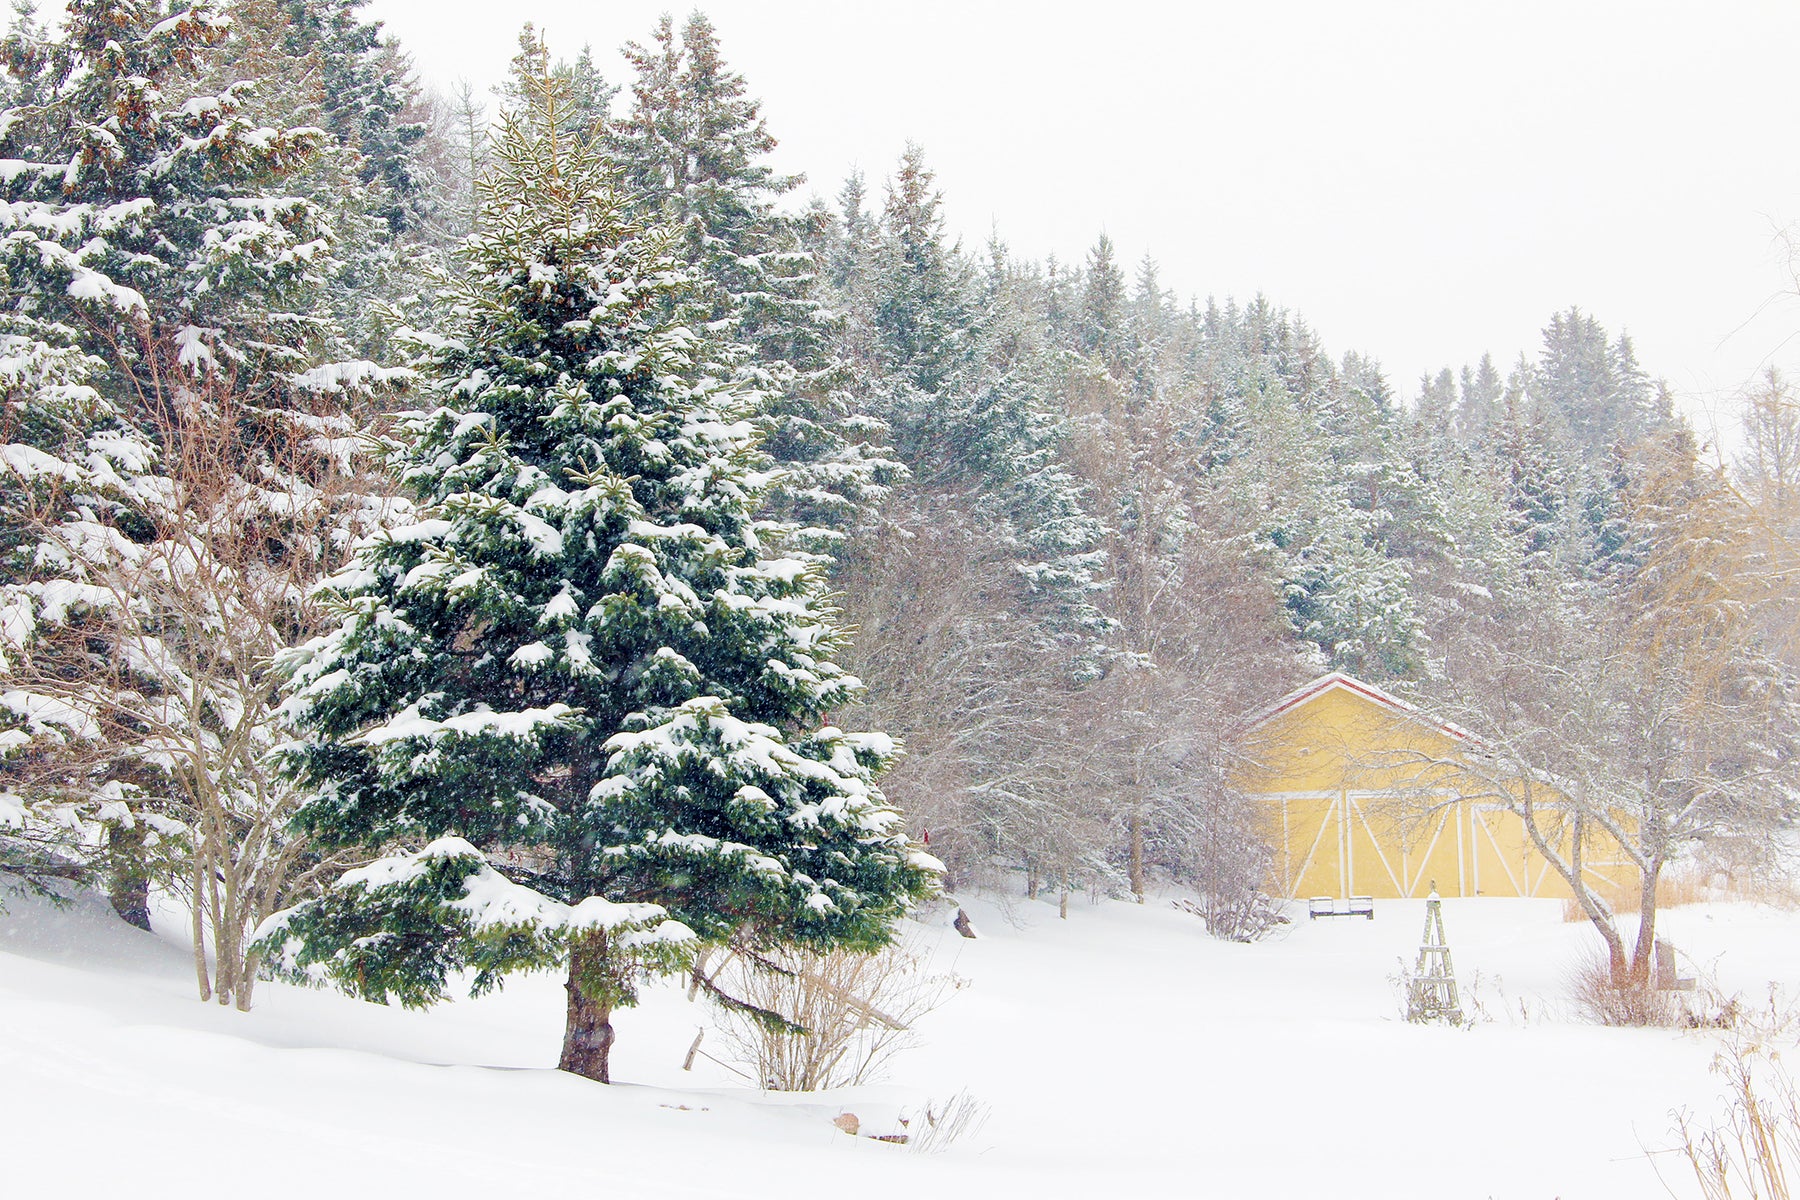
left=107, top=821, right=152, bottom=931
left=1520, top=785, right=1633, bottom=989
left=1128, top=808, right=1145, bottom=903
left=1628, top=865, right=1661, bottom=988
left=233, top=949, right=259, bottom=1012
left=559, top=935, right=615, bottom=1083
left=190, top=849, right=212, bottom=1003
left=1605, top=939, right=1631, bottom=988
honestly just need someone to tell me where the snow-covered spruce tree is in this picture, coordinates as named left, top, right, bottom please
left=259, top=78, right=938, bottom=1084
left=0, top=0, right=333, bottom=400
left=195, top=0, right=442, bottom=362
left=266, top=0, right=428, bottom=237
left=0, top=327, right=133, bottom=906
left=0, top=0, right=359, bottom=932
left=614, top=13, right=900, bottom=557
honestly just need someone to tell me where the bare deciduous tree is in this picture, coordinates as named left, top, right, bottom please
left=836, top=486, right=1084, bottom=896
left=1415, top=430, right=1800, bottom=988
left=3, top=335, right=390, bottom=1006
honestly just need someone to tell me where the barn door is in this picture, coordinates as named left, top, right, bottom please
left=1470, top=804, right=1526, bottom=897
left=1343, top=795, right=1404, bottom=897
left=1277, top=794, right=1344, bottom=899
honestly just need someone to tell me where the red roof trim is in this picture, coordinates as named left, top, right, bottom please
left=1245, top=672, right=1470, bottom=742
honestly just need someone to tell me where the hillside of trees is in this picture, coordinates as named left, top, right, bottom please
left=3, top=1, right=1796, bottom=1037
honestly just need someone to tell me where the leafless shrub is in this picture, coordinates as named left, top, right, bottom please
left=710, top=941, right=964, bottom=1092
left=1388, top=955, right=1468, bottom=1027
left=1693, top=836, right=1800, bottom=909
left=1177, top=772, right=1284, bottom=942
left=907, top=1089, right=989, bottom=1153
left=1567, top=947, right=1680, bottom=1027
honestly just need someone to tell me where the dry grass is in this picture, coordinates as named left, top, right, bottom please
left=1560, top=869, right=1796, bottom=924
left=1660, top=998, right=1800, bottom=1199
left=907, top=1090, right=990, bottom=1153
left=1672, top=1053, right=1799, bottom=1200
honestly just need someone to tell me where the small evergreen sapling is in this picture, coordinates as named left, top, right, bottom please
left=257, top=74, right=938, bottom=1083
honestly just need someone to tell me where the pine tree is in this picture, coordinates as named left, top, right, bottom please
left=194, top=0, right=439, bottom=361
left=1414, top=367, right=1458, bottom=436
left=1535, top=307, right=1669, bottom=457
left=1455, top=352, right=1503, bottom=445
left=259, top=77, right=937, bottom=1082
left=873, top=142, right=976, bottom=408
left=1124, top=252, right=1171, bottom=401
left=1491, top=389, right=1568, bottom=574
left=0, top=0, right=365, bottom=931
left=264, top=0, right=428, bottom=235
left=0, top=0, right=333, bottom=394
left=500, top=25, right=614, bottom=153
left=612, top=13, right=897, bottom=557
left=1078, top=232, right=1126, bottom=368
left=0, top=319, right=135, bottom=904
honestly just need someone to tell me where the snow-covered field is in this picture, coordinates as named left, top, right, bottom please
left=5, top=886, right=1794, bottom=1198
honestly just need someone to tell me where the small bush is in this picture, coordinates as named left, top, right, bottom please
left=1171, top=892, right=1287, bottom=943
left=710, top=941, right=963, bottom=1092
left=1203, top=887, right=1288, bottom=943
left=1566, top=949, right=1680, bottom=1027
left=1693, top=835, right=1799, bottom=909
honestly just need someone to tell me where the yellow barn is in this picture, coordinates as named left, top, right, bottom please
left=1235, top=673, right=1633, bottom=900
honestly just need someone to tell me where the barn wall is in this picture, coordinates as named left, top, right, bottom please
left=1238, top=682, right=1634, bottom=900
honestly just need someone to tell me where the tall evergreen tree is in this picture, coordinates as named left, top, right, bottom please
left=1455, top=352, right=1503, bottom=445
left=1535, top=306, right=1668, bottom=457
left=0, top=0, right=333, bottom=395
left=1078, top=232, right=1126, bottom=368
left=872, top=142, right=975, bottom=408
left=612, top=13, right=898, bottom=556
left=0, top=0, right=364, bottom=926
left=500, top=24, right=614, bottom=153
left=195, top=0, right=440, bottom=361
left=259, top=76, right=936, bottom=1082
left=266, top=0, right=428, bottom=235
left=1490, top=388, right=1567, bottom=575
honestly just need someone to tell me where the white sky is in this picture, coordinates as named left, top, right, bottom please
left=27, top=1, right=1800, bottom=439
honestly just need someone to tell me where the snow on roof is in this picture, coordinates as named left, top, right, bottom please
left=1243, top=672, right=1472, bottom=742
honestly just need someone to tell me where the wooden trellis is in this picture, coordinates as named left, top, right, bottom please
left=1406, top=884, right=1464, bottom=1025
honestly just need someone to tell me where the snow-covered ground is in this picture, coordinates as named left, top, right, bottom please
left=5, top=885, right=1793, bottom=1198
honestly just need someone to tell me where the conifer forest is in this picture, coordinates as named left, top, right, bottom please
left=3, top=1, right=1799, bottom=1157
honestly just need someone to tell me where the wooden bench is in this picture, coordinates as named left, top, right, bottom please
left=1309, top=895, right=1375, bottom=920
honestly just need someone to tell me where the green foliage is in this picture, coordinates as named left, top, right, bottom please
left=0, top=0, right=376, bottom=914
left=0, top=0, right=337, bottom=392
left=271, top=68, right=936, bottom=1015
left=256, top=837, right=689, bottom=1007
left=611, top=12, right=898, bottom=556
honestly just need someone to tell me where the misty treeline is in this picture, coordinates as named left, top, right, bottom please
left=2, top=0, right=1796, bottom=998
